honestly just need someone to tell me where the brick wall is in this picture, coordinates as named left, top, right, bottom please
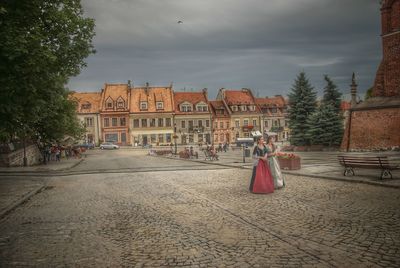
left=341, top=107, right=400, bottom=151
left=373, top=0, right=400, bottom=97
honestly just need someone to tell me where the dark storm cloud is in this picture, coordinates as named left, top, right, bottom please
left=69, top=0, right=382, bottom=99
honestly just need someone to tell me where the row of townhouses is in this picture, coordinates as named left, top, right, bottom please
left=72, top=82, right=290, bottom=146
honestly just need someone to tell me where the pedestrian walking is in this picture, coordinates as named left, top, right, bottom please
left=55, top=147, right=61, bottom=161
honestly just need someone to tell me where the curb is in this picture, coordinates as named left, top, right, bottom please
left=158, top=155, right=400, bottom=189
left=0, top=183, right=47, bottom=220
left=0, top=158, right=84, bottom=175
left=282, top=171, right=400, bottom=189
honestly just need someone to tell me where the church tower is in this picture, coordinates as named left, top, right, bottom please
left=372, top=0, right=400, bottom=97
left=341, top=1, right=400, bottom=151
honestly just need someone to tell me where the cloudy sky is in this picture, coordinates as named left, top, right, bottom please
left=68, top=0, right=382, bottom=100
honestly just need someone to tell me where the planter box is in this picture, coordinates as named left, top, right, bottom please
left=278, top=157, right=301, bottom=170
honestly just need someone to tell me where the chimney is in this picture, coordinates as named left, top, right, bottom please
left=145, top=82, right=149, bottom=95
left=127, top=80, right=131, bottom=89
left=350, top=72, right=358, bottom=107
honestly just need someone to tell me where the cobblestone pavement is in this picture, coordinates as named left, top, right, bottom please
left=0, top=153, right=399, bottom=267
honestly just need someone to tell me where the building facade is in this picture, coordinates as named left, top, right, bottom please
left=73, top=83, right=294, bottom=147
left=99, top=83, right=131, bottom=145
left=217, top=88, right=262, bottom=142
left=341, top=1, right=400, bottom=151
left=130, top=84, right=175, bottom=146
left=255, top=95, right=289, bottom=142
left=174, top=90, right=212, bottom=145
left=209, top=100, right=231, bottom=145
left=71, top=92, right=101, bottom=145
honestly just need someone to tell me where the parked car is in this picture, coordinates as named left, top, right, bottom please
left=100, top=142, right=119, bottom=150
left=75, top=143, right=95, bottom=149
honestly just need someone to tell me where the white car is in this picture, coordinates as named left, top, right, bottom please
left=100, top=142, right=119, bottom=150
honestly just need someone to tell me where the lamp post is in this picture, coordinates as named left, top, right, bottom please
left=173, top=124, right=178, bottom=155
left=242, top=143, right=245, bottom=163
left=174, top=136, right=178, bottom=155
left=23, top=137, right=27, bottom=167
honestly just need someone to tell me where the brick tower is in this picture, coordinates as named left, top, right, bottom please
left=372, top=0, right=400, bottom=97
left=341, top=0, right=400, bottom=151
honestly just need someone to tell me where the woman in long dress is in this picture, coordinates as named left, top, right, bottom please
left=266, top=136, right=285, bottom=189
left=249, top=137, right=275, bottom=194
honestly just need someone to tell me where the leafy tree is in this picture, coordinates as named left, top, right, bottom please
left=365, top=87, right=373, bottom=100
left=306, top=104, right=344, bottom=147
left=288, top=72, right=317, bottom=146
left=322, top=75, right=342, bottom=113
left=0, top=0, right=95, bottom=143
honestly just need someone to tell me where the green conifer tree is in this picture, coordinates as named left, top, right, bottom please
left=288, top=72, right=317, bottom=146
left=306, top=104, right=344, bottom=147
left=322, top=75, right=342, bottom=113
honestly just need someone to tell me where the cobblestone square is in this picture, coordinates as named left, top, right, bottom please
left=0, top=151, right=399, bottom=267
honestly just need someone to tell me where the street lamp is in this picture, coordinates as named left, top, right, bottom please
left=173, top=135, right=178, bottom=155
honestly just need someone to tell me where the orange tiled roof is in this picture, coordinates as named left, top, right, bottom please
left=209, top=100, right=229, bottom=117
left=341, top=101, right=351, bottom=111
left=224, top=90, right=255, bottom=105
left=130, top=86, right=174, bottom=113
left=71, top=92, right=101, bottom=113
left=255, top=95, right=287, bottom=107
left=174, top=91, right=210, bottom=115
left=101, top=83, right=130, bottom=111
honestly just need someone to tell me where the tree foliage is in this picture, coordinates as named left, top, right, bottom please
left=322, top=75, right=342, bottom=113
left=0, top=0, right=95, bottom=143
left=288, top=72, right=317, bottom=146
left=306, top=104, right=344, bottom=147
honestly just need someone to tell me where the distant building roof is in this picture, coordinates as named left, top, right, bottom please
left=71, top=92, right=101, bottom=114
left=130, top=86, right=174, bottom=113
left=174, top=91, right=210, bottom=115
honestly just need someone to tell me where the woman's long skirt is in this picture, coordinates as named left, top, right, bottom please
left=249, top=160, right=275, bottom=194
left=269, top=157, right=286, bottom=189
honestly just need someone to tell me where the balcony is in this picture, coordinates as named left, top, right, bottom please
left=189, top=126, right=205, bottom=133
left=242, top=125, right=254, bottom=131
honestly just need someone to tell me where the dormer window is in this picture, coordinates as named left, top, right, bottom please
left=117, top=97, right=125, bottom=109
left=196, top=102, right=208, bottom=112
left=241, top=105, right=247, bottom=111
left=249, top=105, right=255, bottom=111
left=231, top=105, right=238, bottom=112
left=140, top=101, right=148, bottom=110
left=105, top=97, right=113, bottom=109
left=81, top=103, right=91, bottom=110
left=181, top=102, right=192, bottom=112
left=156, top=101, right=164, bottom=110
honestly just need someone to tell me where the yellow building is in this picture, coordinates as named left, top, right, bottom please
left=129, top=83, right=175, bottom=146
left=216, top=88, right=262, bottom=143
left=71, top=92, right=101, bottom=145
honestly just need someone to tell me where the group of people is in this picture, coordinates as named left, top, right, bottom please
left=249, top=136, right=285, bottom=194
left=44, top=145, right=82, bottom=163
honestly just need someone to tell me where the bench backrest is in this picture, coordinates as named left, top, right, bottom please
left=338, top=155, right=390, bottom=168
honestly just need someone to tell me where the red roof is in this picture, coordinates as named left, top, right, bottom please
left=341, top=101, right=351, bottom=111
left=174, top=91, right=210, bottom=115
left=255, top=95, right=287, bottom=107
left=209, top=100, right=229, bottom=117
left=224, top=90, right=255, bottom=105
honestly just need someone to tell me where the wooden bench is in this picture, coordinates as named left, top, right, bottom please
left=338, top=155, right=399, bottom=179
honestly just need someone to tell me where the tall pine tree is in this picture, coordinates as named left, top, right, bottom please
left=306, top=104, right=344, bottom=147
left=322, top=75, right=342, bottom=113
left=288, top=72, right=317, bottom=146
